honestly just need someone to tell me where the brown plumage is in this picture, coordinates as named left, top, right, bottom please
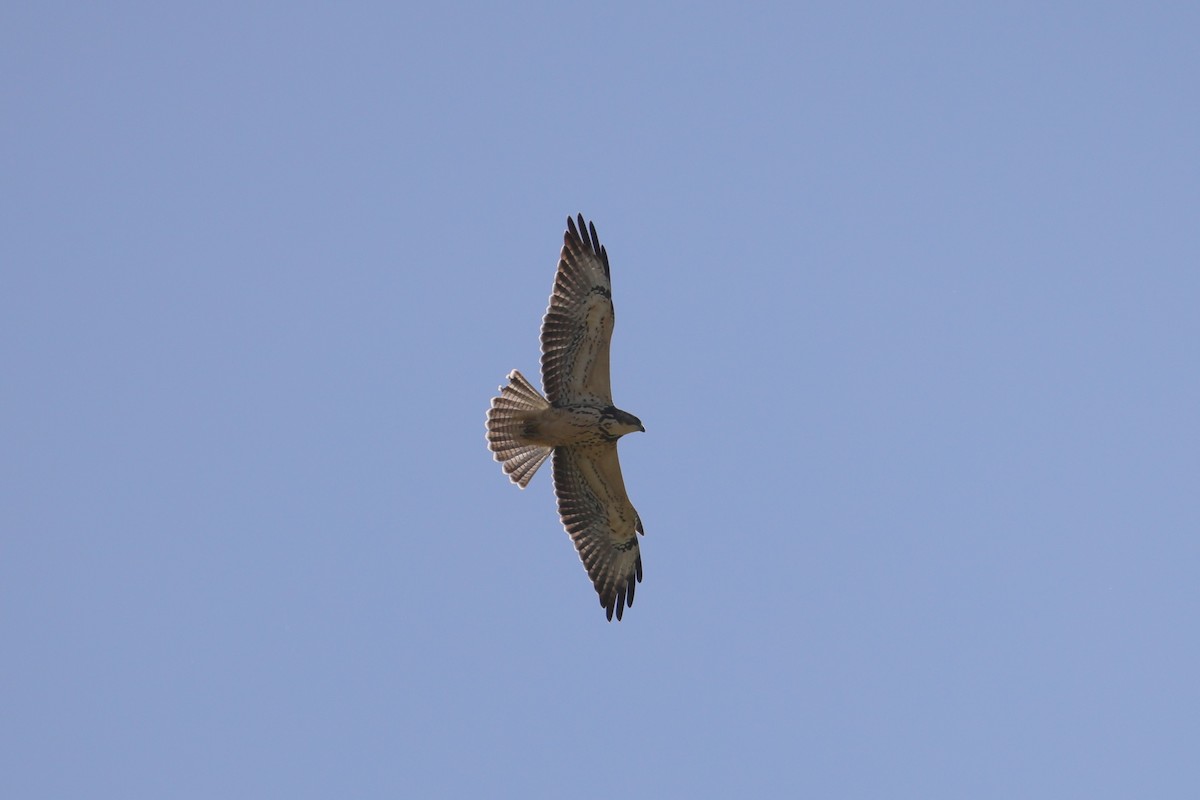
left=486, top=215, right=646, bottom=621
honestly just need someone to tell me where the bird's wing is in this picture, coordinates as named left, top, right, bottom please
left=552, top=444, right=643, bottom=621
left=540, top=214, right=615, bottom=406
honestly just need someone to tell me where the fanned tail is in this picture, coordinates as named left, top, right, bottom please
left=486, top=370, right=552, bottom=488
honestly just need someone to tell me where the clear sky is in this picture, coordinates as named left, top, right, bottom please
left=3, top=3, right=1198, bottom=798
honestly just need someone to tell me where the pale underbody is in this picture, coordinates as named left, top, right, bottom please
left=515, top=405, right=642, bottom=448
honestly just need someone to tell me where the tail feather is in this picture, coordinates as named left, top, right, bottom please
left=486, top=370, right=552, bottom=488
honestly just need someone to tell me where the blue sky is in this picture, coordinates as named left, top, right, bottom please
left=3, top=3, right=1198, bottom=797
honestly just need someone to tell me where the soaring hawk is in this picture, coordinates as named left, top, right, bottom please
left=486, top=214, right=646, bottom=621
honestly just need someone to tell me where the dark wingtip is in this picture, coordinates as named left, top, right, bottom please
left=575, top=213, right=592, bottom=252
left=564, top=214, right=610, bottom=277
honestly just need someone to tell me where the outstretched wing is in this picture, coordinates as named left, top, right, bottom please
left=551, top=444, right=644, bottom=621
left=540, top=214, right=615, bottom=406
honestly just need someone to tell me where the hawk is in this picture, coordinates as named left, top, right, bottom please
left=486, top=214, right=646, bottom=621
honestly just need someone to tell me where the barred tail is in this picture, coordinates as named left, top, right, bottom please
left=486, top=370, right=552, bottom=488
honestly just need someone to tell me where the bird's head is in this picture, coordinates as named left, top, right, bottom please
left=601, top=406, right=645, bottom=439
